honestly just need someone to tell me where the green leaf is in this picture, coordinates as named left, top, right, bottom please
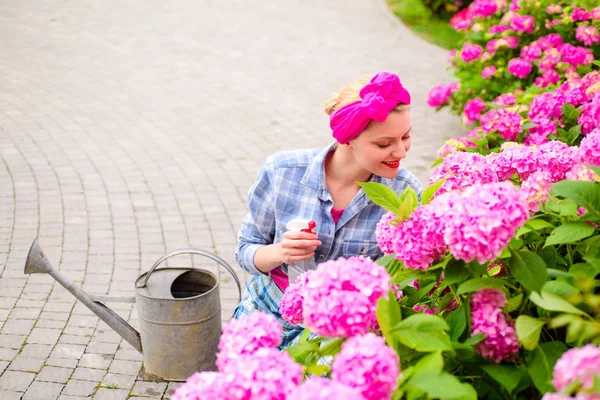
left=545, top=222, right=596, bottom=247
left=528, top=342, right=568, bottom=393
left=529, top=291, right=585, bottom=315
left=543, top=280, right=580, bottom=297
left=561, top=103, right=576, bottom=120
left=465, top=332, right=486, bottom=346
left=516, top=316, right=546, bottom=350
left=509, top=249, right=548, bottom=293
left=516, top=219, right=555, bottom=237
left=422, top=178, right=446, bottom=205
left=505, top=292, right=523, bottom=313
left=376, top=254, right=395, bottom=267
left=480, top=364, right=522, bottom=394
left=408, top=372, right=478, bottom=400
left=559, top=198, right=580, bottom=216
left=551, top=180, right=600, bottom=217
left=443, top=259, right=471, bottom=287
left=412, top=351, right=444, bottom=375
left=446, top=305, right=467, bottom=341
left=397, top=186, right=419, bottom=220
left=586, top=165, right=600, bottom=176
left=456, top=278, right=506, bottom=295
left=377, top=292, right=402, bottom=349
left=392, top=330, right=453, bottom=352
left=540, top=246, right=557, bottom=269
left=394, top=313, right=450, bottom=332
left=357, top=182, right=401, bottom=214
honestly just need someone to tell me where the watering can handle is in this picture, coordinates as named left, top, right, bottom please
left=135, top=248, right=242, bottom=303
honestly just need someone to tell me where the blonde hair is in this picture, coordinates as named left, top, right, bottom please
left=324, top=76, right=410, bottom=117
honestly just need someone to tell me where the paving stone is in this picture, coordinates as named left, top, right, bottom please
left=100, top=373, right=136, bottom=390
left=59, top=334, right=91, bottom=346
left=58, top=396, right=92, bottom=400
left=0, top=390, right=24, bottom=400
left=108, top=360, right=142, bottom=376
left=79, top=354, right=113, bottom=369
left=23, top=381, right=64, bottom=400
left=27, top=328, right=62, bottom=344
left=1, top=318, right=36, bottom=335
left=72, top=367, right=106, bottom=382
left=36, top=319, right=67, bottom=329
left=131, top=381, right=167, bottom=397
left=0, top=347, right=18, bottom=361
left=165, top=382, right=182, bottom=397
left=0, top=333, right=27, bottom=348
left=19, top=344, right=53, bottom=359
left=0, top=370, right=36, bottom=391
left=0, top=360, right=8, bottom=374
left=46, top=357, right=80, bottom=369
left=62, top=380, right=98, bottom=397
left=86, top=342, right=119, bottom=355
left=8, top=356, right=45, bottom=372
left=114, top=349, right=142, bottom=362
left=92, top=388, right=129, bottom=400
left=50, top=344, right=86, bottom=359
left=37, top=366, right=74, bottom=384
left=9, top=308, right=41, bottom=319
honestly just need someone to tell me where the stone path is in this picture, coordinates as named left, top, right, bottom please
left=0, top=0, right=463, bottom=398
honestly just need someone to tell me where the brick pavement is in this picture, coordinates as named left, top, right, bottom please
left=0, top=0, right=463, bottom=398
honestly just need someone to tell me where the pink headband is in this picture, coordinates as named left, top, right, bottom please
left=330, top=72, right=411, bottom=144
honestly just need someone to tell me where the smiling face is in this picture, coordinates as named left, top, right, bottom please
left=346, top=109, right=412, bottom=179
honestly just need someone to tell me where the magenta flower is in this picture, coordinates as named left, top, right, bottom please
left=538, top=49, right=562, bottom=71
left=504, top=36, right=520, bottom=48
left=460, top=43, right=483, bottom=62
left=578, top=128, right=600, bottom=166
left=489, top=24, right=509, bottom=34
left=528, top=91, right=566, bottom=121
left=579, top=94, right=600, bottom=135
left=427, top=82, right=459, bottom=108
left=508, top=58, right=532, bottom=79
left=545, top=4, right=562, bottom=14
left=520, top=170, right=553, bottom=213
left=303, top=256, right=390, bottom=337
left=510, top=15, right=535, bottom=33
left=430, top=151, right=498, bottom=196
left=566, top=164, right=599, bottom=182
left=480, top=108, right=523, bottom=140
left=332, top=333, right=401, bottom=400
left=450, top=8, right=474, bottom=31
left=525, top=117, right=556, bottom=145
left=471, top=289, right=521, bottom=363
left=444, top=182, right=530, bottom=264
left=172, top=372, right=240, bottom=400
left=494, top=93, right=517, bottom=107
left=537, top=141, right=578, bottom=182
left=376, top=212, right=397, bottom=255
left=216, top=312, right=282, bottom=371
left=488, top=144, right=539, bottom=180
left=558, top=44, right=593, bottom=67
left=288, top=378, right=366, bottom=400
left=552, top=344, right=600, bottom=393
left=391, top=201, right=449, bottom=270
left=463, top=98, right=487, bottom=123
left=482, top=65, right=498, bottom=79
left=538, top=34, right=563, bottom=50
left=470, top=0, right=499, bottom=17
left=592, top=7, right=600, bottom=20
left=280, top=270, right=314, bottom=326
left=576, top=24, right=600, bottom=47
left=535, top=69, right=562, bottom=89
left=521, top=43, right=542, bottom=62
left=572, top=7, right=591, bottom=21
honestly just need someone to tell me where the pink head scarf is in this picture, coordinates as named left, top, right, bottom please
left=330, top=72, right=411, bottom=144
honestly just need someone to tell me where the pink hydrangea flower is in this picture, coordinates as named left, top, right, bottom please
left=538, top=49, right=562, bottom=71
left=391, top=201, right=449, bottom=270
left=471, top=289, right=520, bottom=363
left=216, top=312, right=282, bottom=371
left=460, top=43, right=483, bottom=62
left=482, top=65, right=498, bottom=79
left=463, top=98, right=487, bottom=123
left=538, top=34, right=563, bottom=50
left=510, top=15, right=535, bottom=33
left=504, top=36, right=519, bottom=48
left=576, top=24, right=600, bottom=47
left=427, top=82, right=459, bottom=108
left=521, top=43, right=542, bottom=62
left=376, top=212, right=397, bottom=255
left=488, top=144, right=539, bottom=180
left=526, top=117, right=556, bottom=145
left=566, top=164, right=599, bottom=182
left=572, top=7, right=591, bottom=21
left=280, top=270, right=314, bottom=326
left=444, top=182, right=530, bottom=264
left=480, top=108, right=523, bottom=140
left=490, top=24, right=509, bottom=34
left=528, top=91, right=566, bottom=121
left=534, top=69, right=561, bottom=89
left=537, top=141, right=578, bottom=182
left=288, top=378, right=366, bottom=400
left=429, top=151, right=498, bottom=195
left=578, top=94, right=600, bottom=134
left=494, top=93, right=517, bottom=107
left=172, top=372, right=235, bottom=400
left=450, top=8, right=474, bottom=31
left=332, top=333, right=401, bottom=400
left=391, top=283, right=403, bottom=301
left=592, top=7, right=600, bottom=20
left=302, top=256, right=390, bottom=337
left=552, top=344, right=600, bottom=393
left=508, top=57, right=532, bottom=78
left=546, top=4, right=562, bottom=14
left=558, top=44, right=593, bottom=67
left=577, top=128, right=600, bottom=166
left=469, top=0, right=499, bottom=17
left=520, top=170, right=553, bottom=213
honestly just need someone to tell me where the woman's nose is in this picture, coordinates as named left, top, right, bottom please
left=392, top=142, right=407, bottom=159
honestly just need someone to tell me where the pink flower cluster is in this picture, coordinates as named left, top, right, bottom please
left=331, top=333, right=401, bottom=400
left=173, top=313, right=303, bottom=400
left=461, top=43, right=483, bottom=62
left=509, top=14, right=535, bottom=33
left=471, top=288, right=520, bottom=363
left=576, top=24, right=600, bottom=47
left=480, top=107, right=523, bottom=140
left=463, top=97, right=487, bottom=123
left=427, top=82, right=460, bottom=108
left=280, top=270, right=314, bottom=326
left=444, top=182, right=530, bottom=263
left=301, top=256, right=390, bottom=337
left=520, top=170, right=553, bottom=213
left=288, top=378, right=366, bottom=400
left=482, top=65, right=497, bottom=79
left=566, top=164, right=599, bottom=182
left=550, top=344, right=600, bottom=397
left=376, top=212, right=396, bottom=254
left=487, top=143, right=539, bottom=180
left=429, top=151, right=498, bottom=196
left=579, top=94, right=600, bottom=135
left=577, top=128, right=600, bottom=166
left=508, top=57, right=532, bottom=79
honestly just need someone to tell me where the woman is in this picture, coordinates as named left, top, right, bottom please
left=233, top=72, right=422, bottom=346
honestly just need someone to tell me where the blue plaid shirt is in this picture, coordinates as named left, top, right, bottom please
left=235, top=143, right=423, bottom=276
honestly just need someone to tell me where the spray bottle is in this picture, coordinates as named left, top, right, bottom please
left=285, top=219, right=317, bottom=285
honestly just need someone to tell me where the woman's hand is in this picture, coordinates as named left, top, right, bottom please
left=278, top=231, right=322, bottom=264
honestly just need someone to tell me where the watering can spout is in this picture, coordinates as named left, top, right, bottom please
left=25, top=240, right=143, bottom=354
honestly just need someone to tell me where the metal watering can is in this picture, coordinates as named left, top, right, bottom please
left=24, top=239, right=242, bottom=381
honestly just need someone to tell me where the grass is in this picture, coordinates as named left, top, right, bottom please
left=386, top=0, right=464, bottom=50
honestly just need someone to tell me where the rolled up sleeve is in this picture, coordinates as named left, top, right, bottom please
left=235, top=160, right=277, bottom=275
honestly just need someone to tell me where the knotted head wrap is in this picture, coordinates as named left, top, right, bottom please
left=330, top=72, right=411, bottom=144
